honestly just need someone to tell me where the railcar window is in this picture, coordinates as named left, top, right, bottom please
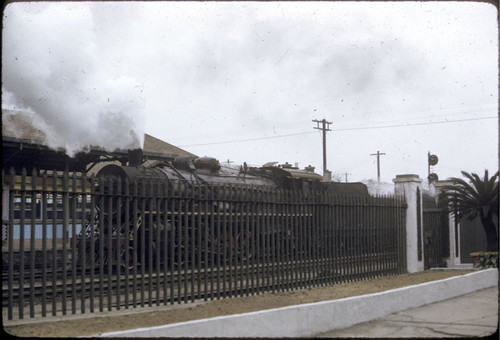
left=12, top=194, right=41, bottom=220
left=69, top=194, right=92, bottom=220
left=45, top=194, right=64, bottom=220
left=8, top=193, right=90, bottom=221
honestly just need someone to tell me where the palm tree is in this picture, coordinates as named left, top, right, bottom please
left=438, top=170, right=498, bottom=252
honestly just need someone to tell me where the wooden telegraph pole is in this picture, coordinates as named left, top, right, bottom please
left=313, top=119, right=332, bottom=176
left=370, top=150, right=386, bottom=183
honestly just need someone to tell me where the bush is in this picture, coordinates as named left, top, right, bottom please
left=471, top=252, right=498, bottom=269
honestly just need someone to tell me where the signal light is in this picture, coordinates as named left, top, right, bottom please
left=428, top=173, right=439, bottom=182
left=427, top=152, right=439, bottom=183
left=428, top=154, right=439, bottom=166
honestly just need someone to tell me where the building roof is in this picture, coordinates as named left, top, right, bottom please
left=2, top=109, right=196, bottom=172
left=2, top=109, right=47, bottom=142
left=143, top=133, right=196, bottom=158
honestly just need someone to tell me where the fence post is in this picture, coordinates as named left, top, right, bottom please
left=433, top=180, right=461, bottom=268
left=393, top=174, right=424, bottom=273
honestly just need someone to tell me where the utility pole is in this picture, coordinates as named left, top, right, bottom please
left=370, top=151, right=386, bottom=183
left=313, top=119, right=332, bottom=176
left=344, top=172, right=351, bottom=183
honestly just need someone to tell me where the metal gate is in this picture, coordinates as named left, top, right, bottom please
left=422, top=195, right=449, bottom=269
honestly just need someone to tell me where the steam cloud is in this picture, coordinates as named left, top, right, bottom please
left=2, top=3, right=146, bottom=156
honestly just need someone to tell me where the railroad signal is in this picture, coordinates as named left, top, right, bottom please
left=428, top=173, right=439, bottom=182
left=428, top=153, right=439, bottom=166
left=427, top=152, right=439, bottom=183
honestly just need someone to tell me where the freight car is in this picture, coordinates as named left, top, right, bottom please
left=77, top=150, right=368, bottom=270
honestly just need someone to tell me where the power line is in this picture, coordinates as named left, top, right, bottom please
left=178, top=115, right=497, bottom=147
left=178, top=131, right=316, bottom=147
left=333, top=116, right=497, bottom=132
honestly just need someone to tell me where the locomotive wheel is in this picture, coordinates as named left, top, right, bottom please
left=85, top=239, right=108, bottom=268
left=236, top=232, right=253, bottom=263
left=172, top=232, right=186, bottom=267
left=208, top=234, right=231, bottom=265
left=120, top=246, right=137, bottom=271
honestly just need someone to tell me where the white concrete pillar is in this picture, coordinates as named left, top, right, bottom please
left=393, top=174, right=424, bottom=273
left=433, top=180, right=461, bottom=267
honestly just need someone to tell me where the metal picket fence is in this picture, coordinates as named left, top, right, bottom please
left=2, top=168, right=407, bottom=320
left=422, top=194, right=450, bottom=269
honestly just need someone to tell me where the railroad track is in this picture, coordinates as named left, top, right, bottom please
left=3, top=251, right=400, bottom=311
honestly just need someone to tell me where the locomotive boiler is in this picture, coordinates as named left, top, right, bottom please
left=78, top=149, right=368, bottom=270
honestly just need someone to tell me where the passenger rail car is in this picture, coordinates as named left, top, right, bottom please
left=2, top=169, right=91, bottom=271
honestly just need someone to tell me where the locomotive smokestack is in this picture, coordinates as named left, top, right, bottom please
left=128, top=149, right=143, bottom=166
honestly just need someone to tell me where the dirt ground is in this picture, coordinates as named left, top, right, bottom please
left=3, top=270, right=474, bottom=338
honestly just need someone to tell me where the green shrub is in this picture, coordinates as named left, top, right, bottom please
left=472, top=252, right=498, bottom=269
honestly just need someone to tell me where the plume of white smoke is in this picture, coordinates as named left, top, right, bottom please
left=2, top=3, right=145, bottom=156
left=363, top=179, right=395, bottom=196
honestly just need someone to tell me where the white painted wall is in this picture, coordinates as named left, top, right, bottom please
left=100, top=269, right=498, bottom=338
left=433, top=180, right=463, bottom=267
left=393, top=174, right=424, bottom=273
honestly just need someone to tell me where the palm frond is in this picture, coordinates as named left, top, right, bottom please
left=439, top=169, right=499, bottom=222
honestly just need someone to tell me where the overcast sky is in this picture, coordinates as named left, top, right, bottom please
left=2, top=1, right=498, bottom=183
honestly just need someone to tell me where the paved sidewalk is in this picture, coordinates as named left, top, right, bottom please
left=315, top=286, right=499, bottom=338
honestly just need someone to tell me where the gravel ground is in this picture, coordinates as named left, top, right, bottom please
left=3, top=270, right=473, bottom=338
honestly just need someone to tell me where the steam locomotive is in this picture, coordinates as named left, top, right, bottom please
left=78, top=150, right=368, bottom=269
left=97, top=149, right=368, bottom=195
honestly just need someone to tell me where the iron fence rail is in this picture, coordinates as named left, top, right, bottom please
left=422, top=195, right=450, bottom=269
left=2, top=168, right=407, bottom=320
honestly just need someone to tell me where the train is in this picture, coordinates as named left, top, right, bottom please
left=74, top=149, right=370, bottom=270
left=2, top=148, right=369, bottom=272
left=97, top=149, right=369, bottom=195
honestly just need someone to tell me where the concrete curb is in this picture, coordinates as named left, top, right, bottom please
left=101, top=269, right=498, bottom=338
